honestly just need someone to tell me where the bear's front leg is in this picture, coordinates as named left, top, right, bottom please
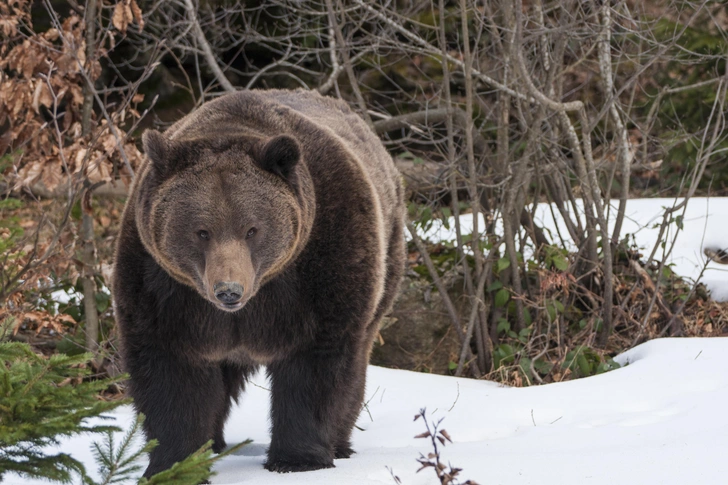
left=126, top=349, right=227, bottom=478
left=265, top=347, right=352, bottom=472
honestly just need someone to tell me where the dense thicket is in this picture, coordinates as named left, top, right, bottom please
left=1, top=0, right=727, bottom=389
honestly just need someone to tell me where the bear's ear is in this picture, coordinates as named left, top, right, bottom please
left=254, top=135, right=300, bottom=180
left=142, top=130, right=170, bottom=174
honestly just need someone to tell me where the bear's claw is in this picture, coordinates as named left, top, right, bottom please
left=264, top=459, right=334, bottom=473
left=334, top=446, right=355, bottom=459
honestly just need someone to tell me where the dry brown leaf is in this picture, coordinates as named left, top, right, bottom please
left=69, top=84, right=84, bottom=106
left=31, top=80, right=54, bottom=113
left=130, top=0, right=144, bottom=30
left=101, top=133, right=117, bottom=154
left=112, top=1, right=133, bottom=34
left=43, top=27, right=60, bottom=41
left=88, top=157, right=112, bottom=184
left=16, top=161, right=43, bottom=188
left=40, top=159, right=63, bottom=192
left=56, top=314, right=76, bottom=325
left=23, top=311, right=43, bottom=323
left=69, top=121, right=82, bottom=139
left=0, top=18, right=19, bottom=37
left=73, top=147, right=88, bottom=173
left=11, top=90, right=26, bottom=116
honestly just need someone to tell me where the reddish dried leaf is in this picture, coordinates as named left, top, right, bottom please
left=112, top=1, right=133, bottom=34
left=40, top=159, right=63, bottom=192
left=56, top=314, right=76, bottom=325
left=16, top=161, right=43, bottom=188
left=130, top=0, right=144, bottom=30
left=31, top=80, right=53, bottom=114
left=0, top=17, right=19, bottom=37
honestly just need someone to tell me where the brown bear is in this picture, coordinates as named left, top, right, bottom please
left=112, top=89, right=405, bottom=477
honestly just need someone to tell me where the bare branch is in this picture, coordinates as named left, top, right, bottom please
left=182, top=0, right=235, bottom=92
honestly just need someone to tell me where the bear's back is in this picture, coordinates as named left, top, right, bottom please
left=259, top=89, right=402, bottom=235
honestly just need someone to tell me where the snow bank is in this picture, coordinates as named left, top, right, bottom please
left=10, top=338, right=728, bottom=485
left=417, top=197, right=728, bottom=301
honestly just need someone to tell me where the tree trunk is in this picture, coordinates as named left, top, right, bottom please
left=81, top=0, right=100, bottom=357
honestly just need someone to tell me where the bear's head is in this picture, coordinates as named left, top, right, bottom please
left=135, top=130, right=311, bottom=312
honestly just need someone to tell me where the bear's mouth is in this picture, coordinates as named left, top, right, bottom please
left=217, top=301, right=245, bottom=312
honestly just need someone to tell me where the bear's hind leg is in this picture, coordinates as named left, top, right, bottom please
left=334, top=221, right=406, bottom=459
left=332, top=340, right=370, bottom=459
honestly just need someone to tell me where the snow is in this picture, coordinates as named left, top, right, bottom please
left=8, top=197, right=728, bottom=485
left=216, top=338, right=728, bottom=485
left=9, top=338, right=728, bottom=485
left=418, top=197, right=728, bottom=302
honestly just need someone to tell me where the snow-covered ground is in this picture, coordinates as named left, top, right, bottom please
left=204, top=338, right=728, bottom=485
left=8, top=198, right=728, bottom=485
left=9, top=338, right=728, bottom=485
left=419, top=197, right=728, bottom=301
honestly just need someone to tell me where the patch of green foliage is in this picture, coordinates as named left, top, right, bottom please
left=409, top=203, right=622, bottom=384
left=0, top=330, right=126, bottom=482
left=0, top=317, right=249, bottom=484
left=649, top=13, right=728, bottom=193
left=562, top=345, right=621, bottom=378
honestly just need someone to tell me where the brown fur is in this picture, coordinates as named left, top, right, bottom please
left=112, top=89, right=405, bottom=476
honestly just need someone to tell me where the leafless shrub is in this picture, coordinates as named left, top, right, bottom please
left=99, top=0, right=728, bottom=379
left=5, top=0, right=725, bottom=382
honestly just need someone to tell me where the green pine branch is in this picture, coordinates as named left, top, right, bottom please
left=86, top=413, right=252, bottom=485
left=1, top=333, right=251, bottom=485
left=0, top=341, right=127, bottom=483
left=87, top=413, right=153, bottom=485
left=140, top=439, right=251, bottom=485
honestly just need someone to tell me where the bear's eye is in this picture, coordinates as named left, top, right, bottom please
left=246, top=227, right=257, bottom=239
left=198, top=230, right=210, bottom=241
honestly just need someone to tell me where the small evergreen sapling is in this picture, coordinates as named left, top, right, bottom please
left=0, top=336, right=124, bottom=483
left=87, top=413, right=250, bottom=485
left=0, top=318, right=249, bottom=484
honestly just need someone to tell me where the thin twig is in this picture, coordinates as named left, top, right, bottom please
left=182, top=0, right=235, bottom=92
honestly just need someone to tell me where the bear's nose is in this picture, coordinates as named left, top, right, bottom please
left=213, top=282, right=244, bottom=305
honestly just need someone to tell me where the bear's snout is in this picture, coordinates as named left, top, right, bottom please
left=202, top=240, right=255, bottom=311
left=214, top=281, right=244, bottom=305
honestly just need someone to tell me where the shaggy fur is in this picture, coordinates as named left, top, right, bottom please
left=112, top=89, right=405, bottom=477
